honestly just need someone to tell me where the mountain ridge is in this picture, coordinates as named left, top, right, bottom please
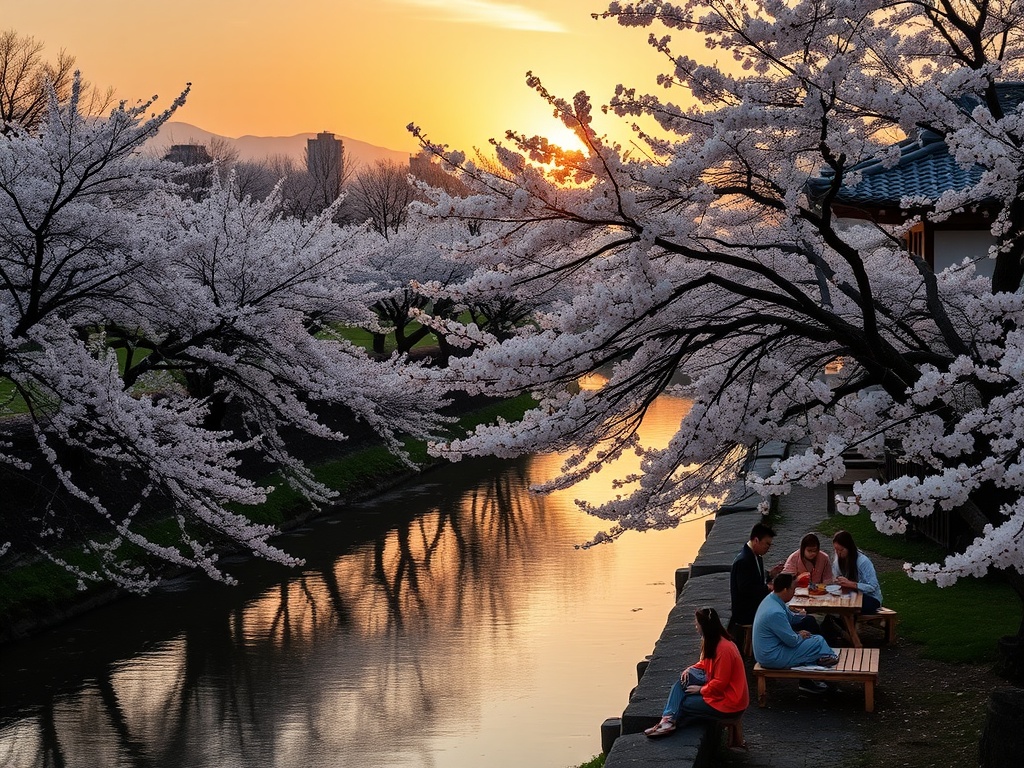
left=149, top=122, right=412, bottom=169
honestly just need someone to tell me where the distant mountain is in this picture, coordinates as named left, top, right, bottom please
left=148, top=122, right=412, bottom=169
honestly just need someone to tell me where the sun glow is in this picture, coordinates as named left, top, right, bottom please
left=3, top=1, right=670, bottom=154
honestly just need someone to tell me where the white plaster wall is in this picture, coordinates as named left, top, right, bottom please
left=934, top=230, right=996, bottom=279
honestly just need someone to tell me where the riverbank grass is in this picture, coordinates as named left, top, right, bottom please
left=816, top=512, right=1020, bottom=663
left=0, top=393, right=537, bottom=634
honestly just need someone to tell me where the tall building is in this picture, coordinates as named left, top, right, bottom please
left=306, top=131, right=345, bottom=208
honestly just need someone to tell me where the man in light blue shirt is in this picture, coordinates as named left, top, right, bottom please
left=752, top=573, right=839, bottom=671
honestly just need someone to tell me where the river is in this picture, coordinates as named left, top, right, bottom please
left=0, top=392, right=709, bottom=768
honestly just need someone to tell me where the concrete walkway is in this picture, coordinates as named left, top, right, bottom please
left=604, top=456, right=879, bottom=767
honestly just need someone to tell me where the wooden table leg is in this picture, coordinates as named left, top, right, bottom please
left=864, top=679, right=875, bottom=712
left=757, top=677, right=767, bottom=707
left=842, top=614, right=862, bottom=647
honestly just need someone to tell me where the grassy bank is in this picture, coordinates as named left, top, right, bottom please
left=245, top=393, right=534, bottom=525
left=0, top=393, right=536, bottom=636
left=816, top=512, right=1020, bottom=663
left=812, top=511, right=1021, bottom=768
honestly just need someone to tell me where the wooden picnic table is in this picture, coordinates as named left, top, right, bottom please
left=789, top=587, right=864, bottom=647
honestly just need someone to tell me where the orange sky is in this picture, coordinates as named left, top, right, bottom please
left=3, top=0, right=678, bottom=154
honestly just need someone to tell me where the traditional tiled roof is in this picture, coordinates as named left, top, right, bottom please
left=808, top=83, right=1024, bottom=211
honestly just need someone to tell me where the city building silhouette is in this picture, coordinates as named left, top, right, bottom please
left=306, top=131, right=345, bottom=208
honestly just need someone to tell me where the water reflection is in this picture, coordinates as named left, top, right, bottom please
left=0, top=393, right=707, bottom=768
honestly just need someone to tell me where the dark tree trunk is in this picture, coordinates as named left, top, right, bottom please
left=991, top=199, right=1024, bottom=294
left=979, top=687, right=1024, bottom=767
left=202, top=391, right=229, bottom=431
left=183, top=372, right=227, bottom=431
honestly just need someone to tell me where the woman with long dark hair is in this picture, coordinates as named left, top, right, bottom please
left=644, top=606, right=749, bottom=743
left=831, top=530, right=882, bottom=614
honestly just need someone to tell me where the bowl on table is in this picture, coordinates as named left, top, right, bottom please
left=825, top=584, right=842, bottom=596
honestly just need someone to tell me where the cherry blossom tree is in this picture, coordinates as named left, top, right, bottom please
left=410, top=0, right=1024, bottom=662
left=352, top=215, right=478, bottom=358
left=354, top=204, right=543, bottom=361
left=120, top=175, right=447, bottom=496
left=0, top=78, right=447, bottom=590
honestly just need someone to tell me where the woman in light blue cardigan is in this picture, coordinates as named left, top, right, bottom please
left=831, top=530, right=882, bottom=614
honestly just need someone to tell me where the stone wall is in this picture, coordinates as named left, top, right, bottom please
left=603, top=440, right=788, bottom=767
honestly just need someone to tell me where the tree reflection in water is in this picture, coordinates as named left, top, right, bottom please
left=1, top=392, right=700, bottom=768
left=0, top=459, right=579, bottom=768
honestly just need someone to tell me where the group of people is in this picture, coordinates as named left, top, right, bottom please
left=643, top=522, right=881, bottom=743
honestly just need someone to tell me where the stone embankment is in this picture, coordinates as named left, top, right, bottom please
left=602, top=440, right=844, bottom=767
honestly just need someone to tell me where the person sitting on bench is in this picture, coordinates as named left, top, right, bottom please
left=752, top=573, right=840, bottom=695
left=644, top=606, right=749, bottom=741
left=782, top=532, right=834, bottom=585
left=831, top=530, right=882, bottom=615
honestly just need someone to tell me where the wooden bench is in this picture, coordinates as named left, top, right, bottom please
left=753, top=647, right=880, bottom=712
left=856, top=606, right=898, bottom=644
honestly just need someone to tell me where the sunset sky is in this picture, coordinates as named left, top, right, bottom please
left=3, top=1, right=677, bottom=153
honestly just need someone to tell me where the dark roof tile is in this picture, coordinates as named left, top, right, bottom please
left=808, top=83, right=1023, bottom=209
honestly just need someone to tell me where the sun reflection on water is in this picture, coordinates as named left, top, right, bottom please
left=0, top=387, right=717, bottom=768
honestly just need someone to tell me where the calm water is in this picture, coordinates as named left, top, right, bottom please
left=0, top=394, right=709, bottom=768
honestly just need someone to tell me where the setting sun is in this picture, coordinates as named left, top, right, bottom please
left=3, top=0, right=671, bottom=153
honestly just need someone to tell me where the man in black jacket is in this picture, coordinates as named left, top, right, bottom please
left=730, top=522, right=783, bottom=628
left=731, top=522, right=839, bottom=694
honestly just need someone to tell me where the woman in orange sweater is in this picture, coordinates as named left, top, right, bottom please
left=644, top=606, right=749, bottom=740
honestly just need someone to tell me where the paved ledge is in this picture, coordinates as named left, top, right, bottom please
left=719, top=480, right=760, bottom=514
left=604, top=732, right=702, bottom=767
left=620, top=572, right=732, bottom=734
left=688, top=513, right=757, bottom=577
